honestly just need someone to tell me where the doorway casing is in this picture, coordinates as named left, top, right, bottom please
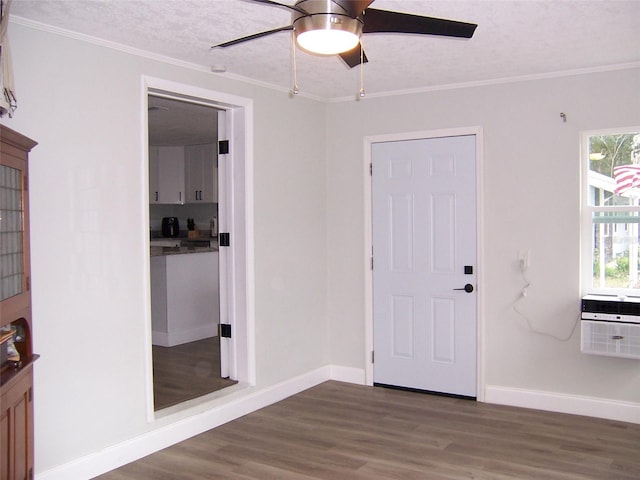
left=141, top=76, right=256, bottom=419
left=362, top=126, right=485, bottom=401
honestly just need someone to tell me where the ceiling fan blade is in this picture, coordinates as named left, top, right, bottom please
left=362, top=8, right=477, bottom=38
left=211, top=25, right=293, bottom=48
left=339, top=45, right=369, bottom=68
left=331, top=0, right=374, bottom=18
left=248, top=0, right=308, bottom=15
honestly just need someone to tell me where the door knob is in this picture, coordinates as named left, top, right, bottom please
left=453, top=283, right=474, bottom=293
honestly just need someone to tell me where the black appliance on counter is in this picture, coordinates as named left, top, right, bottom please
left=161, top=217, right=179, bottom=237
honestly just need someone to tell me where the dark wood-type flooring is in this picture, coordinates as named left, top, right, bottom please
left=153, top=336, right=236, bottom=411
left=96, top=380, right=640, bottom=479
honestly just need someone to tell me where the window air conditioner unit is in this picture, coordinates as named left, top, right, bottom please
left=581, top=295, right=640, bottom=359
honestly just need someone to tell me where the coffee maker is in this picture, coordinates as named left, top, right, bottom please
left=161, top=217, right=179, bottom=237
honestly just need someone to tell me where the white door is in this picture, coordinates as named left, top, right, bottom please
left=372, top=135, right=477, bottom=397
left=217, top=110, right=230, bottom=379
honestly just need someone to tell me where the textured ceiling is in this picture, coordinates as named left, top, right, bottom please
left=10, top=0, right=640, bottom=101
left=148, top=95, right=220, bottom=146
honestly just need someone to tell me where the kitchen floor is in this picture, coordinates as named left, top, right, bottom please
left=153, top=336, right=236, bottom=410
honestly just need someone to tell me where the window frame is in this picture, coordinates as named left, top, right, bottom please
left=581, top=126, right=640, bottom=296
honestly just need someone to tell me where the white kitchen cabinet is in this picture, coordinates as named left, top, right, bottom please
left=185, top=144, right=217, bottom=203
left=148, top=146, right=159, bottom=203
left=150, top=146, right=185, bottom=204
left=150, top=251, right=219, bottom=347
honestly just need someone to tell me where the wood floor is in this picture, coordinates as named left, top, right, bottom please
left=153, top=336, right=236, bottom=411
left=95, top=381, right=640, bottom=479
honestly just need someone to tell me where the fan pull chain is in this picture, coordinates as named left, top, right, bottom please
left=292, top=31, right=299, bottom=95
left=359, top=40, right=365, bottom=98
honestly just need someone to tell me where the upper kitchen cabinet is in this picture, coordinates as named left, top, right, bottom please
left=148, top=146, right=159, bottom=203
left=185, top=144, right=217, bottom=203
left=149, top=146, right=185, bottom=204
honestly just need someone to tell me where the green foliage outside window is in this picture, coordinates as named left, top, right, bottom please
left=589, top=133, right=638, bottom=176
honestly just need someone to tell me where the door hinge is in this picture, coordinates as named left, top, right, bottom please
left=371, top=350, right=375, bottom=363
left=219, top=323, right=232, bottom=338
left=218, top=140, right=230, bottom=155
left=26, top=276, right=30, bottom=291
left=370, top=257, right=373, bottom=270
left=29, top=387, right=33, bottom=402
left=24, top=174, right=29, bottom=191
left=369, top=163, right=372, bottom=176
left=219, top=232, right=230, bottom=247
left=29, top=467, right=34, bottom=480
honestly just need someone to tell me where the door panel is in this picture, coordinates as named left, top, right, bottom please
left=390, top=194, right=414, bottom=271
left=432, top=297, right=455, bottom=363
left=391, top=295, right=414, bottom=358
left=432, top=193, right=455, bottom=272
left=372, top=135, right=477, bottom=397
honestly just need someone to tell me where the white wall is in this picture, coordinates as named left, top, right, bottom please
left=2, top=23, right=328, bottom=474
left=3, top=17, right=639, bottom=478
left=326, top=68, right=640, bottom=405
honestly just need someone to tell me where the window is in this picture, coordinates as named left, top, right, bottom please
left=582, top=128, right=640, bottom=294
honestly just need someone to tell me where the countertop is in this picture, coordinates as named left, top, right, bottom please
left=150, top=235, right=219, bottom=257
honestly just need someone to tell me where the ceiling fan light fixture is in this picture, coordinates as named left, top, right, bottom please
left=297, top=29, right=360, bottom=55
left=294, top=13, right=362, bottom=55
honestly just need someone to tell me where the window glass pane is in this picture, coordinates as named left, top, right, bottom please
left=587, top=133, right=640, bottom=206
left=0, top=165, right=24, bottom=301
left=591, top=211, right=640, bottom=290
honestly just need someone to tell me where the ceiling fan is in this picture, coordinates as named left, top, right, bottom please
left=212, top=0, right=478, bottom=68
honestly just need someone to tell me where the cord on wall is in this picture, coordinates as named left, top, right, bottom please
left=512, top=252, right=580, bottom=342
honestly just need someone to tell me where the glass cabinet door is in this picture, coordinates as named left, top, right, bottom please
left=0, top=164, right=25, bottom=302
left=0, top=130, right=32, bottom=323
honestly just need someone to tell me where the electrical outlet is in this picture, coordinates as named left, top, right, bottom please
left=518, top=249, right=531, bottom=270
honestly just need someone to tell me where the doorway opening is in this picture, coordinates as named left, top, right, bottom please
left=148, top=94, right=235, bottom=410
left=143, top=78, right=255, bottom=416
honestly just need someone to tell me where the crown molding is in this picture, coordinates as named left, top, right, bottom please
left=328, top=62, right=640, bottom=103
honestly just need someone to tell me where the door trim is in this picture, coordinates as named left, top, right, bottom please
left=363, top=126, right=485, bottom=401
left=141, top=76, right=256, bottom=420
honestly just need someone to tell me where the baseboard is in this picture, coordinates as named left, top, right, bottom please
left=36, top=366, right=333, bottom=480
left=485, top=385, right=640, bottom=424
left=151, top=326, right=217, bottom=347
left=329, top=365, right=366, bottom=385
left=151, top=329, right=169, bottom=346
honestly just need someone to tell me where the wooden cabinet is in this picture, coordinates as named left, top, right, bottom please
left=185, top=144, right=217, bottom=203
left=149, top=146, right=185, bottom=204
left=1, top=367, right=33, bottom=480
left=0, top=126, right=37, bottom=480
